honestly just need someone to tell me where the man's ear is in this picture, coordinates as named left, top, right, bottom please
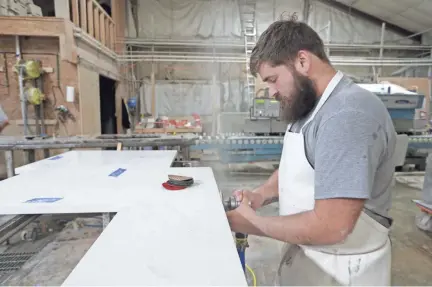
left=294, top=51, right=310, bottom=75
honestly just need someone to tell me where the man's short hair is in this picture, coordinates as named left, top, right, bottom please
left=249, top=14, right=330, bottom=77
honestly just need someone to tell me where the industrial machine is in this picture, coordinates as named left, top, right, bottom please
left=357, top=83, right=432, bottom=169
left=242, top=89, right=285, bottom=135
left=195, top=83, right=432, bottom=169
left=250, top=97, right=281, bottom=119
left=357, top=83, right=427, bottom=134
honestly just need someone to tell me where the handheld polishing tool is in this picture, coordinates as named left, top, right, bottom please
left=223, top=195, right=249, bottom=273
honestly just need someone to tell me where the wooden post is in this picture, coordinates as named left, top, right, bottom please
left=110, top=23, right=115, bottom=50
left=94, top=8, right=100, bottom=41
left=100, top=13, right=106, bottom=46
left=111, top=0, right=126, bottom=132
left=87, top=0, right=94, bottom=36
left=105, top=18, right=110, bottom=47
left=71, top=0, right=80, bottom=26
left=80, top=0, right=87, bottom=32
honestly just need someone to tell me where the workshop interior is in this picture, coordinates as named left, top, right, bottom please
left=0, top=0, right=432, bottom=286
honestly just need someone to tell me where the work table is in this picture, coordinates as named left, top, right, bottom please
left=0, top=150, right=247, bottom=286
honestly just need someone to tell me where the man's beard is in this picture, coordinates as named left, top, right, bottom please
left=278, top=73, right=317, bottom=124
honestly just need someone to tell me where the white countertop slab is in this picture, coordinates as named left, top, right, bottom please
left=63, top=167, right=247, bottom=286
left=15, top=150, right=177, bottom=174
left=0, top=151, right=178, bottom=215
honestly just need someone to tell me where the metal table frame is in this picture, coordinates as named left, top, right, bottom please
left=0, top=134, right=196, bottom=178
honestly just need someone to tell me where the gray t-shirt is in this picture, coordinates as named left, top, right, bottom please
left=290, top=75, right=397, bottom=222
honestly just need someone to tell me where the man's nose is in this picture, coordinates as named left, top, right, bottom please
left=268, top=86, right=278, bottom=98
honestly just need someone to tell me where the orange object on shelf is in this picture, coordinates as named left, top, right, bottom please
left=192, top=113, right=201, bottom=128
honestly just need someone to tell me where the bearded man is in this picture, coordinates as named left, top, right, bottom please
left=226, top=17, right=397, bottom=286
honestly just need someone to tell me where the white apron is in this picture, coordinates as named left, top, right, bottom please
left=277, top=71, right=392, bottom=286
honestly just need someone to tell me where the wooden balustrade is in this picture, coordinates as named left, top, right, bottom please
left=70, top=0, right=116, bottom=51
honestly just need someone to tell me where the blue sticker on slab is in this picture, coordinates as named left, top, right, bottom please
left=109, top=168, right=127, bottom=177
left=25, top=197, right=63, bottom=203
left=49, top=155, right=63, bottom=160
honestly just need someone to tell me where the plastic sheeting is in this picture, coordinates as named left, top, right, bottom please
left=129, top=0, right=419, bottom=118
left=309, top=1, right=415, bottom=44
left=140, top=79, right=248, bottom=117
left=136, top=0, right=242, bottom=39
left=141, top=82, right=221, bottom=117
left=333, top=0, right=432, bottom=34
left=134, top=0, right=416, bottom=44
left=255, top=0, right=304, bottom=37
left=126, top=0, right=137, bottom=37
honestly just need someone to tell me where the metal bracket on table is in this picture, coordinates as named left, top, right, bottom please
left=4, top=150, right=15, bottom=178
left=102, top=213, right=111, bottom=229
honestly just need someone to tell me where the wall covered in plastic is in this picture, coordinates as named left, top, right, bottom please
left=133, top=0, right=416, bottom=44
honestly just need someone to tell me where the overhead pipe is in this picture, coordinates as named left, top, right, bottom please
left=15, top=36, right=29, bottom=137
left=117, top=54, right=432, bottom=66
left=378, top=22, right=386, bottom=77
left=122, top=52, right=427, bottom=59
left=128, top=51, right=243, bottom=56
left=123, top=37, right=432, bottom=51
left=119, top=53, right=432, bottom=60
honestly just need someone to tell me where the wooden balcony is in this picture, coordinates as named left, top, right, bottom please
left=69, top=0, right=116, bottom=52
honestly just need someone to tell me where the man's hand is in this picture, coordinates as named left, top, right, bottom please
left=232, top=189, right=265, bottom=210
left=226, top=192, right=265, bottom=235
left=231, top=169, right=279, bottom=210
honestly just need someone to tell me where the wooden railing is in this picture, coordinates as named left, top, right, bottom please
left=70, top=0, right=116, bottom=51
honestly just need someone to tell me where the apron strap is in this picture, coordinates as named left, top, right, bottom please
left=300, top=71, right=344, bottom=132
left=285, top=71, right=344, bottom=134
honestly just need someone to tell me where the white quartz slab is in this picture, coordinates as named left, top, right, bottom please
left=63, top=167, right=247, bottom=286
left=0, top=151, right=178, bottom=215
left=15, top=150, right=177, bottom=174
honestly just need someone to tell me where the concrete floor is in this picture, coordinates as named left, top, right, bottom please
left=0, top=162, right=431, bottom=285
left=214, top=165, right=432, bottom=286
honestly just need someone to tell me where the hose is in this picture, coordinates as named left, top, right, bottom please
left=246, top=264, right=257, bottom=287
left=224, top=196, right=257, bottom=286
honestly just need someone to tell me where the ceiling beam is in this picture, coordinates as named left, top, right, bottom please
left=317, top=0, right=422, bottom=43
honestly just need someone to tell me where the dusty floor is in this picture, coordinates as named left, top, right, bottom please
left=213, top=165, right=432, bottom=286
left=0, top=162, right=431, bottom=286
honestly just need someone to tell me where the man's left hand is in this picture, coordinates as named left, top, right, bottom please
left=226, top=192, right=263, bottom=235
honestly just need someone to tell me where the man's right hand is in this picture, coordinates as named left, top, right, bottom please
left=232, top=189, right=265, bottom=210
